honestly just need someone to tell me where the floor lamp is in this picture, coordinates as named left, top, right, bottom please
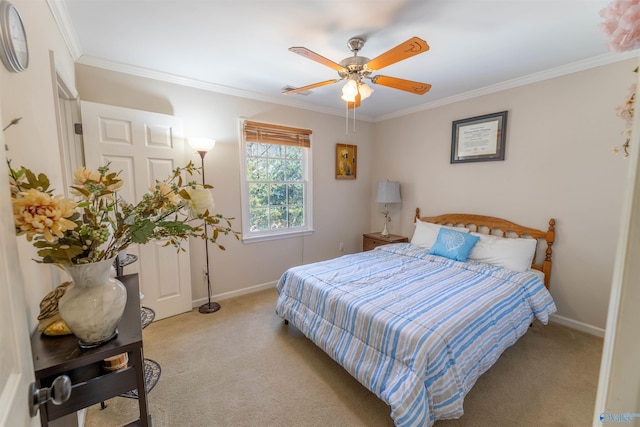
left=188, top=137, right=220, bottom=314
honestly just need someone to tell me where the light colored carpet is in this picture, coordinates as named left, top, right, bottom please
left=86, top=288, right=602, bottom=427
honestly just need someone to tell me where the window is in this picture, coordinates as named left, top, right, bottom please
left=239, top=120, right=313, bottom=242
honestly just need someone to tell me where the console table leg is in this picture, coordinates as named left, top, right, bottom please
left=131, top=348, right=151, bottom=426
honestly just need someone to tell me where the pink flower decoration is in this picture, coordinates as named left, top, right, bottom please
left=600, top=0, right=640, bottom=51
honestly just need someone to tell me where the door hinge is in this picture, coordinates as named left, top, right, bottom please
left=74, top=123, right=83, bottom=135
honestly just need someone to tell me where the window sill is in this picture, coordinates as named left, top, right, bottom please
left=241, top=229, right=314, bottom=244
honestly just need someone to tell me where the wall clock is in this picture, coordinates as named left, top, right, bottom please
left=0, top=0, right=28, bottom=72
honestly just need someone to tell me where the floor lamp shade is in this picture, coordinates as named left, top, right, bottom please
left=376, top=181, right=401, bottom=204
left=188, top=137, right=216, bottom=153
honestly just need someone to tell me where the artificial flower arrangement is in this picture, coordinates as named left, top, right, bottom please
left=8, top=159, right=239, bottom=266
left=600, top=0, right=640, bottom=52
left=614, top=67, right=637, bottom=157
left=600, top=0, right=640, bottom=157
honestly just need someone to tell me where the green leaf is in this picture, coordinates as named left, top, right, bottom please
left=19, top=168, right=51, bottom=192
left=36, top=246, right=85, bottom=264
left=70, top=186, right=91, bottom=197
left=130, top=219, right=156, bottom=244
left=156, top=221, right=194, bottom=234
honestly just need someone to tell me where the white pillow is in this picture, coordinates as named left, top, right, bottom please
left=468, top=232, right=537, bottom=272
left=411, top=219, right=469, bottom=250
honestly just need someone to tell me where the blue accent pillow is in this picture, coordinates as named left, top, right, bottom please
left=428, top=228, right=480, bottom=262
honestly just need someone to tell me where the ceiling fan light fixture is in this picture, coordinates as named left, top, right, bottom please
left=341, top=79, right=358, bottom=100
left=358, top=82, right=374, bottom=100
left=341, top=93, right=356, bottom=102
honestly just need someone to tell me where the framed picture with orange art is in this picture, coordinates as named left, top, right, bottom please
left=335, top=143, right=357, bottom=180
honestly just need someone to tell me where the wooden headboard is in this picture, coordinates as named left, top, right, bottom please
left=414, top=208, right=556, bottom=289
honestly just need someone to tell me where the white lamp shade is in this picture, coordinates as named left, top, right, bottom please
left=359, top=82, right=374, bottom=100
left=188, top=137, right=216, bottom=152
left=376, top=181, right=401, bottom=204
left=341, top=93, right=356, bottom=102
left=341, top=79, right=358, bottom=101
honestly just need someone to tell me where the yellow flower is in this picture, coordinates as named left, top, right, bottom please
left=155, top=180, right=181, bottom=207
left=72, top=167, right=100, bottom=185
left=12, top=189, right=78, bottom=242
left=182, top=185, right=214, bottom=217
left=71, top=166, right=123, bottom=197
left=105, top=177, right=124, bottom=192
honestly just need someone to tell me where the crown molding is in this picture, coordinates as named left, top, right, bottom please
left=375, top=50, right=640, bottom=122
left=47, top=0, right=82, bottom=61
left=76, top=55, right=374, bottom=122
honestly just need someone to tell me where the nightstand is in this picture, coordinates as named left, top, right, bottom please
left=363, top=232, right=409, bottom=251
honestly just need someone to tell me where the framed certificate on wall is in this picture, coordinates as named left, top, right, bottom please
left=451, top=111, right=508, bottom=163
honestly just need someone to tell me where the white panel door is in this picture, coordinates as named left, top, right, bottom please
left=0, top=117, right=37, bottom=426
left=80, top=101, right=192, bottom=320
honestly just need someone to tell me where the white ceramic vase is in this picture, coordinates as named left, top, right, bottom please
left=58, top=256, right=127, bottom=348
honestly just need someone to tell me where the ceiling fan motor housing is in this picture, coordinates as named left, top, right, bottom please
left=339, top=37, right=371, bottom=80
left=338, top=56, right=371, bottom=79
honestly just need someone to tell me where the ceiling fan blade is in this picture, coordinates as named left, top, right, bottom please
left=282, top=79, right=341, bottom=95
left=365, top=37, right=429, bottom=71
left=371, top=75, right=431, bottom=95
left=289, top=47, right=346, bottom=72
left=347, top=93, right=361, bottom=110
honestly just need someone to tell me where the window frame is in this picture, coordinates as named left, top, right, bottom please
left=238, top=120, right=314, bottom=243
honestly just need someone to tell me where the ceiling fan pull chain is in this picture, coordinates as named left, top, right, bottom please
left=345, top=101, right=348, bottom=134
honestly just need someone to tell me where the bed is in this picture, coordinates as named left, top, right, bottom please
left=275, top=210, right=557, bottom=426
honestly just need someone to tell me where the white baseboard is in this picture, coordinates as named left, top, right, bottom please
left=550, top=313, right=605, bottom=337
left=192, top=281, right=277, bottom=308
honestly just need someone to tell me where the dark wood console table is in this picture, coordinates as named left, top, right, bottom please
left=30, top=274, right=151, bottom=426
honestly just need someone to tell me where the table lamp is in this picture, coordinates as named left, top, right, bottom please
left=376, top=181, right=401, bottom=237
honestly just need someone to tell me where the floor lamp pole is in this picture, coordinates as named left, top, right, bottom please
left=197, top=150, right=221, bottom=314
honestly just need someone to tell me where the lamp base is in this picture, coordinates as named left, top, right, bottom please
left=381, top=221, right=390, bottom=237
left=198, top=301, right=221, bottom=314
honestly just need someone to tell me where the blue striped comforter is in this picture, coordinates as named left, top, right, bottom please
left=275, top=243, right=556, bottom=426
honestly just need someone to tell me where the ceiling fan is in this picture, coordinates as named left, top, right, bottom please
left=283, top=36, right=431, bottom=109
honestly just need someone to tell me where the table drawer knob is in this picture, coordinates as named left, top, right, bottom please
left=29, top=375, right=71, bottom=417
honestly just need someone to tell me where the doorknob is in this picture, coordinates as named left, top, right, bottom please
left=28, top=375, right=71, bottom=417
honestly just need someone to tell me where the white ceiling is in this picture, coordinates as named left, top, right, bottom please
left=56, top=0, right=633, bottom=121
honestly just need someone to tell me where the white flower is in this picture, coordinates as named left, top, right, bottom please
left=182, top=185, right=215, bottom=217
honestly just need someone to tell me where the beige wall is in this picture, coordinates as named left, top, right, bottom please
left=1, top=0, right=631, bottom=335
left=371, top=59, right=636, bottom=331
left=0, top=0, right=76, bottom=331
left=75, top=65, right=374, bottom=303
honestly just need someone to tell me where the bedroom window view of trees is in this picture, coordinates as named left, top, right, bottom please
left=246, top=142, right=305, bottom=231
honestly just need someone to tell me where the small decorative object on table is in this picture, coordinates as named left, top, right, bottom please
left=103, top=352, right=129, bottom=372
left=8, top=159, right=239, bottom=348
left=37, top=281, right=72, bottom=336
